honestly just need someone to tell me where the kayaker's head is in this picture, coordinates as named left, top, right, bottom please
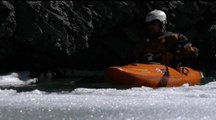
left=145, top=10, right=167, bottom=36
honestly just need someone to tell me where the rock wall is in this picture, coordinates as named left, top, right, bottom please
left=0, top=1, right=215, bottom=77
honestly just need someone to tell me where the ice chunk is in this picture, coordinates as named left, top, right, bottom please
left=0, top=71, right=38, bottom=87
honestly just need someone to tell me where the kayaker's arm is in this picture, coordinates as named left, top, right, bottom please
left=162, top=33, right=198, bottom=68
left=176, top=34, right=199, bottom=58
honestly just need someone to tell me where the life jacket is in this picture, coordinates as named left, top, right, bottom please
left=134, top=32, right=198, bottom=68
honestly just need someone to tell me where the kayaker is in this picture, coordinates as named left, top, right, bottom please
left=134, top=10, right=198, bottom=72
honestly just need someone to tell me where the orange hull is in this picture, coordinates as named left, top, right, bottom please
left=105, top=63, right=202, bottom=87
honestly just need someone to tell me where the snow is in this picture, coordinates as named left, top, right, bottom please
left=0, top=71, right=38, bottom=87
left=0, top=72, right=216, bottom=120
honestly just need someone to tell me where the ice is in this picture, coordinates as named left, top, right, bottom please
left=0, top=81, right=216, bottom=120
left=0, top=71, right=38, bottom=87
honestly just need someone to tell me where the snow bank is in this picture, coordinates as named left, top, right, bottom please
left=0, top=81, right=216, bottom=120
left=0, top=71, right=38, bottom=87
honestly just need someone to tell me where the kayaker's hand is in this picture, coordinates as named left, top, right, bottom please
left=184, top=44, right=199, bottom=57
left=177, top=67, right=189, bottom=75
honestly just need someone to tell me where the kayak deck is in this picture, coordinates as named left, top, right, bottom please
left=105, top=63, right=202, bottom=87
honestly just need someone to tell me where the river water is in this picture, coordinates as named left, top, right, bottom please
left=0, top=71, right=215, bottom=120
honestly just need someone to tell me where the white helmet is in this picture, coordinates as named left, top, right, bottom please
left=145, top=10, right=167, bottom=25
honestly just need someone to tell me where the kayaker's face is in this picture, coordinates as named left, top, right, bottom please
left=147, top=21, right=162, bottom=34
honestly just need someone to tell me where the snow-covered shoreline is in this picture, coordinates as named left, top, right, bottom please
left=0, top=71, right=215, bottom=120
left=0, top=81, right=216, bottom=120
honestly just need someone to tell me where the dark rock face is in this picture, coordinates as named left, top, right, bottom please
left=0, top=1, right=16, bottom=68
left=0, top=1, right=215, bottom=77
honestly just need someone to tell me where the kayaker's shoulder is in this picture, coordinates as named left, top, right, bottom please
left=163, top=32, right=187, bottom=41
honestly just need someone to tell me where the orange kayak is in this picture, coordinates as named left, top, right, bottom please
left=105, top=63, right=202, bottom=87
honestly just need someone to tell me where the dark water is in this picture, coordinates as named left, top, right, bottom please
left=0, top=74, right=133, bottom=92
left=0, top=74, right=215, bottom=93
